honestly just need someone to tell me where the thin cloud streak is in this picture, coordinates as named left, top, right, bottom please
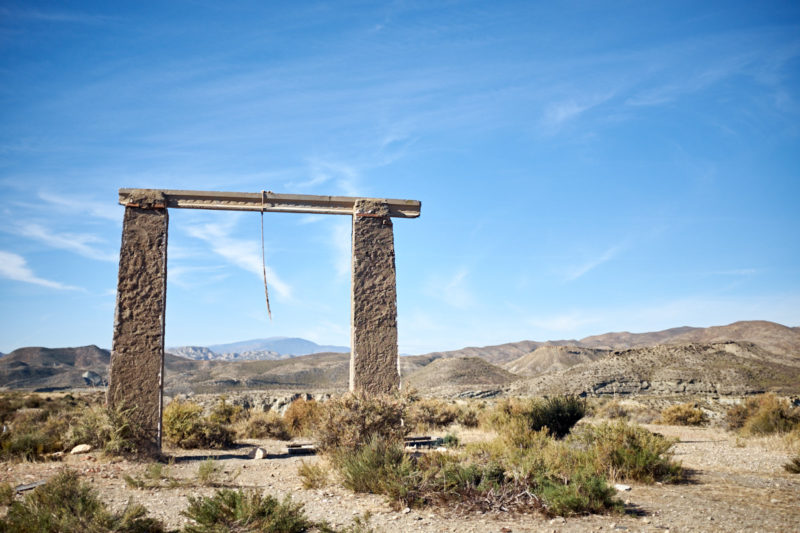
left=564, top=245, right=623, bottom=281
left=0, top=251, right=80, bottom=290
left=37, top=191, right=122, bottom=223
left=14, top=222, right=118, bottom=262
left=185, top=219, right=292, bottom=300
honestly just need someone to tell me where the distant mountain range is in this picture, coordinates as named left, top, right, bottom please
left=1, top=321, right=798, bottom=396
left=166, top=337, right=350, bottom=361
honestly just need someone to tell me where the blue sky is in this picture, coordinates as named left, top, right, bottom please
left=1, top=1, right=798, bottom=354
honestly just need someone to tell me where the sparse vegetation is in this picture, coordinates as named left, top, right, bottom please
left=181, top=489, right=309, bottom=533
left=725, top=394, right=800, bottom=435
left=574, top=421, right=684, bottom=483
left=283, top=398, right=321, bottom=437
left=162, top=399, right=235, bottom=449
left=298, top=460, right=329, bottom=489
left=124, top=461, right=181, bottom=490
left=488, top=395, right=586, bottom=439
left=197, top=458, right=222, bottom=486
left=317, top=394, right=677, bottom=517
left=407, top=398, right=460, bottom=431
left=0, top=469, right=164, bottom=532
left=236, top=410, right=291, bottom=441
left=784, top=456, right=800, bottom=474
left=313, top=392, right=408, bottom=453
left=659, top=402, right=708, bottom=426
left=0, top=392, right=139, bottom=460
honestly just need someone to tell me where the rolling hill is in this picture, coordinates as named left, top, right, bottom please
left=1, top=320, right=798, bottom=396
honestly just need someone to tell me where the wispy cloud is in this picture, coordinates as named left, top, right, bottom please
left=0, top=251, right=80, bottom=290
left=564, top=244, right=623, bottom=281
left=542, top=94, right=613, bottom=129
left=185, top=218, right=292, bottom=299
left=303, top=160, right=362, bottom=196
left=13, top=222, right=118, bottom=262
left=428, top=267, right=475, bottom=309
left=168, top=265, right=230, bottom=290
left=38, top=191, right=122, bottom=223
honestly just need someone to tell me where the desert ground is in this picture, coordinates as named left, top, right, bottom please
left=2, top=394, right=798, bottom=533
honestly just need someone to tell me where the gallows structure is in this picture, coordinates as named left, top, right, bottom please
left=107, top=188, right=421, bottom=453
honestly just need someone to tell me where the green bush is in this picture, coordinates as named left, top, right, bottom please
left=313, top=393, right=408, bottom=453
left=335, top=434, right=413, bottom=498
left=725, top=394, right=800, bottom=435
left=490, top=396, right=586, bottom=441
left=575, top=421, right=683, bottom=483
left=537, top=472, right=622, bottom=517
left=0, top=469, right=164, bottom=532
left=181, top=489, right=308, bottom=533
left=162, top=400, right=234, bottom=449
left=659, top=403, right=708, bottom=426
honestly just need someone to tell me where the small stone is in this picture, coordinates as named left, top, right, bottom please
left=70, top=444, right=92, bottom=455
left=402, top=507, right=411, bottom=514
left=614, top=484, right=631, bottom=491
left=253, top=447, right=266, bottom=460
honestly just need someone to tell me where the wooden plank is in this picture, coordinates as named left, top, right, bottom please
left=118, top=188, right=421, bottom=218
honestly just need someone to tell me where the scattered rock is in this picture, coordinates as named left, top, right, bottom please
left=251, top=447, right=267, bottom=460
left=70, top=444, right=92, bottom=454
left=614, top=484, right=631, bottom=491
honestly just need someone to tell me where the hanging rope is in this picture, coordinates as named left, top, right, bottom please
left=260, top=190, right=272, bottom=321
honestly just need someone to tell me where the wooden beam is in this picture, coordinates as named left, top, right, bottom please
left=118, top=188, right=421, bottom=218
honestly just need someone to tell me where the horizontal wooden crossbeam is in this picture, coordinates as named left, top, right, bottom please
left=118, top=188, right=421, bottom=218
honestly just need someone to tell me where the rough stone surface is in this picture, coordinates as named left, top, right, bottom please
left=350, top=199, right=399, bottom=394
left=108, top=206, right=168, bottom=454
left=70, top=444, right=92, bottom=455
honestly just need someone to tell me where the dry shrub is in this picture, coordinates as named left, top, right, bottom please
left=0, top=393, right=139, bottom=460
left=181, top=489, right=308, bottom=533
left=725, top=394, right=800, bottom=435
left=283, top=398, right=321, bottom=437
left=162, top=400, right=234, bottom=449
left=407, top=399, right=460, bottom=431
left=574, top=421, right=683, bottom=483
left=456, top=405, right=480, bottom=428
left=659, top=403, right=708, bottom=426
left=0, top=469, right=164, bottom=532
left=489, top=396, right=586, bottom=439
left=784, top=456, right=800, bottom=474
left=208, top=397, right=244, bottom=425
left=314, top=392, right=407, bottom=453
left=594, top=400, right=629, bottom=420
left=237, top=410, right=291, bottom=441
left=298, top=460, right=328, bottom=489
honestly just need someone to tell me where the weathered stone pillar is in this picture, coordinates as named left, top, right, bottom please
left=108, top=191, right=168, bottom=454
left=350, top=199, right=400, bottom=394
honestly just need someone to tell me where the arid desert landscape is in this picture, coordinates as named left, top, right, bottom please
left=1, top=320, right=799, bottom=532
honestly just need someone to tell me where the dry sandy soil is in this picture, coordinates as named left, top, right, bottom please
left=2, top=423, right=798, bottom=533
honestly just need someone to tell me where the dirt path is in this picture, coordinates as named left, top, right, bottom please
left=2, top=424, right=798, bottom=532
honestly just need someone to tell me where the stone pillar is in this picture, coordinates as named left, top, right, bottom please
left=108, top=192, right=168, bottom=454
left=350, top=199, right=400, bottom=394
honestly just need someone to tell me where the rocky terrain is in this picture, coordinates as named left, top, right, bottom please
left=167, top=337, right=349, bottom=361
left=513, top=340, right=800, bottom=397
left=2, top=321, right=799, bottom=397
left=2, top=419, right=798, bottom=532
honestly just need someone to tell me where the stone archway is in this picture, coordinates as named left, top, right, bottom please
left=107, top=188, right=421, bottom=453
